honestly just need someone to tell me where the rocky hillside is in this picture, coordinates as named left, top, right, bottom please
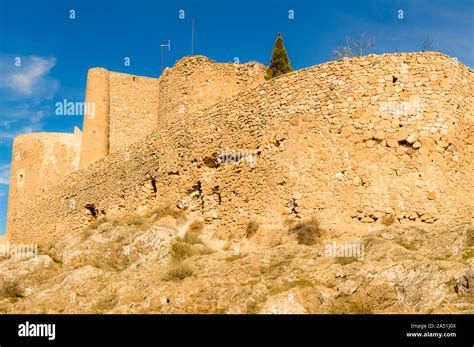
left=1, top=208, right=472, bottom=314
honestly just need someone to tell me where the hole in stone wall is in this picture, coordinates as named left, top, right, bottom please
left=274, top=138, right=285, bottom=147
left=203, top=154, right=220, bottom=168
left=185, top=181, right=204, bottom=211
left=398, top=140, right=412, bottom=148
left=167, top=171, right=180, bottom=176
left=188, top=181, right=202, bottom=195
left=287, top=198, right=299, bottom=218
left=212, top=186, right=222, bottom=205
left=17, top=169, right=25, bottom=186
left=85, top=204, right=98, bottom=219
left=392, top=76, right=398, bottom=83
left=150, top=176, right=157, bottom=194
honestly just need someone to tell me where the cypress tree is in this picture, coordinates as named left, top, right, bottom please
left=265, top=33, right=293, bottom=80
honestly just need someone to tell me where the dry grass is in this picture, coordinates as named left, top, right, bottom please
left=335, top=257, right=359, bottom=266
left=245, top=301, right=259, bottom=314
left=288, top=218, right=322, bottom=245
left=162, top=263, right=194, bottom=282
left=328, top=301, right=373, bottom=314
left=381, top=214, right=396, bottom=226
left=145, top=206, right=187, bottom=224
left=184, top=221, right=204, bottom=244
left=462, top=248, right=474, bottom=261
left=267, top=279, right=313, bottom=295
left=397, top=240, right=418, bottom=250
left=171, top=242, right=195, bottom=262
left=259, top=259, right=292, bottom=276
left=245, top=220, right=260, bottom=238
left=85, top=206, right=187, bottom=233
left=225, top=254, right=246, bottom=262
left=466, top=229, right=474, bottom=247
left=0, top=280, right=24, bottom=302
left=93, top=292, right=118, bottom=312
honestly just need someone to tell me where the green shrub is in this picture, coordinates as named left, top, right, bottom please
left=265, top=33, right=293, bottom=80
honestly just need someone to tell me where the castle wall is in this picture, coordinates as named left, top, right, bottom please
left=157, top=56, right=266, bottom=129
left=6, top=132, right=81, bottom=240
left=79, top=57, right=265, bottom=160
left=109, top=72, right=160, bottom=153
left=79, top=68, right=110, bottom=169
left=7, top=52, right=474, bottom=245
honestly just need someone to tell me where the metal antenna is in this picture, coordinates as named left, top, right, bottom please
left=160, top=40, right=171, bottom=73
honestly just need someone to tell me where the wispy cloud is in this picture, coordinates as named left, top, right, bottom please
left=0, top=55, right=59, bottom=98
left=0, top=164, right=11, bottom=186
left=8, top=56, right=57, bottom=95
left=0, top=55, right=59, bottom=144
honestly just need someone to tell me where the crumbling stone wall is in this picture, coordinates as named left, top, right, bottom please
left=157, top=56, right=266, bottom=129
left=79, top=57, right=265, bottom=166
left=5, top=56, right=266, bottom=241
left=7, top=52, right=474, bottom=245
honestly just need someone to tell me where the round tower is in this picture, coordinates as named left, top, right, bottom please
left=6, top=132, right=81, bottom=239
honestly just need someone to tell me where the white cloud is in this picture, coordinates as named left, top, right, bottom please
left=0, top=55, right=59, bottom=144
left=9, top=56, right=57, bottom=95
left=0, top=55, right=59, bottom=100
left=0, top=164, right=11, bottom=185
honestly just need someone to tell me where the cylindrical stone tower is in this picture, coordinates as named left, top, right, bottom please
left=79, top=67, right=110, bottom=169
left=6, top=132, right=81, bottom=240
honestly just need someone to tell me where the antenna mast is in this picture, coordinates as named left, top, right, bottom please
left=160, top=39, right=171, bottom=73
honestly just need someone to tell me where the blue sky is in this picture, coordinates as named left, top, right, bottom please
left=0, top=0, right=473, bottom=235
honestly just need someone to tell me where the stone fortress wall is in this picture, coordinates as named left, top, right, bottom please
left=6, top=52, right=474, bottom=244
left=5, top=56, right=266, bottom=241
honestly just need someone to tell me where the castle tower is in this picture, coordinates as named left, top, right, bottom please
left=6, top=132, right=81, bottom=241
left=79, top=68, right=110, bottom=169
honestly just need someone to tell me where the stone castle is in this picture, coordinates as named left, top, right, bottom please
left=5, top=52, right=474, bottom=245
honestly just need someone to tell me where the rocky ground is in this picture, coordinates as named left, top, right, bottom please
left=0, top=208, right=472, bottom=314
